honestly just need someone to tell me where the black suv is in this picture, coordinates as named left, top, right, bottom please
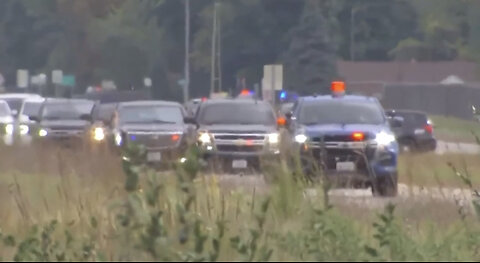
left=385, top=109, right=437, bottom=153
left=191, top=99, right=281, bottom=172
left=30, top=98, right=99, bottom=148
left=111, top=101, right=194, bottom=165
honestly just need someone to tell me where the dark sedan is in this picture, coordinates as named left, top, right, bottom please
left=385, top=109, right=437, bottom=153
left=111, top=101, right=194, bottom=165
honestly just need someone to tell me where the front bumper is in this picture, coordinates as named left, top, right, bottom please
left=298, top=142, right=398, bottom=184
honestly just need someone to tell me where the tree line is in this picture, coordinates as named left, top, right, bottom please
left=0, top=0, right=478, bottom=99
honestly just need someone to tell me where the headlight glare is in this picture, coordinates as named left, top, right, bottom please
left=93, top=127, right=105, bottom=141
left=115, top=133, right=123, bottom=146
left=295, top=134, right=308, bottom=144
left=19, top=124, right=29, bottom=135
left=375, top=131, right=396, bottom=146
left=5, top=124, right=13, bottom=135
left=38, top=129, right=48, bottom=137
left=268, top=133, right=280, bottom=144
left=198, top=132, right=212, bottom=144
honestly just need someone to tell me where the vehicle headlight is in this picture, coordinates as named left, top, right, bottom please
left=268, top=133, right=280, bottom=144
left=375, top=131, right=396, bottom=146
left=19, top=124, right=29, bottom=135
left=38, top=129, right=48, bottom=137
left=115, top=133, right=123, bottom=146
left=198, top=132, right=212, bottom=144
left=295, top=134, right=308, bottom=144
left=5, top=124, right=13, bottom=135
left=93, top=127, right=105, bottom=141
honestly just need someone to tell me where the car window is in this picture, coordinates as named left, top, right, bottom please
left=396, top=112, right=427, bottom=127
left=197, top=102, right=276, bottom=125
left=0, top=102, right=11, bottom=117
left=298, top=101, right=385, bottom=125
left=93, top=103, right=117, bottom=122
left=42, top=101, right=95, bottom=120
left=2, top=98, right=23, bottom=112
left=22, top=101, right=43, bottom=117
left=118, top=105, right=184, bottom=124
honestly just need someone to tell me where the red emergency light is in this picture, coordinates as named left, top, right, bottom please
left=352, top=132, right=365, bottom=141
left=240, top=89, right=252, bottom=96
left=331, top=81, right=346, bottom=95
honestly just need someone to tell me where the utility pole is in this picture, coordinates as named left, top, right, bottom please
left=217, top=5, right=222, bottom=93
left=350, top=7, right=356, bottom=61
left=184, top=0, right=190, bottom=103
left=210, top=2, right=218, bottom=96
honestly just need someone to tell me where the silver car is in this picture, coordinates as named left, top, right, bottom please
left=0, top=101, right=15, bottom=146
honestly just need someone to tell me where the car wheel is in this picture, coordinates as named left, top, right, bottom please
left=400, top=139, right=416, bottom=153
left=372, top=174, right=398, bottom=197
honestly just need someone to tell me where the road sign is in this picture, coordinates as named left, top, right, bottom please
left=62, top=75, right=75, bottom=87
left=144, top=78, right=152, bottom=87
left=263, top=65, right=283, bottom=91
left=17, top=70, right=29, bottom=88
left=52, top=70, right=63, bottom=84
left=178, top=79, right=186, bottom=86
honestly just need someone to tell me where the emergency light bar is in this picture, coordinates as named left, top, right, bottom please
left=331, top=81, right=346, bottom=96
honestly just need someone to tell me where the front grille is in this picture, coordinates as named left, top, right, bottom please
left=49, top=130, right=84, bottom=136
left=50, top=126, right=84, bottom=131
left=315, top=148, right=369, bottom=171
left=214, top=134, right=265, bottom=140
left=127, top=133, right=181, bottom=149
left=313, top=133, right=373, bottom=143
left=216, top=145, right=263, bottom=152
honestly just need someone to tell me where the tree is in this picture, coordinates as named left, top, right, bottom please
left=284, top=0, right=337, bottom=95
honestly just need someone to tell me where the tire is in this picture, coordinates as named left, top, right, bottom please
left=372, top=173, right=398, bottom=197
left=399, top=139, right=416, bottom=153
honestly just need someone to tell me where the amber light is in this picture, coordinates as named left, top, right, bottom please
left=352, top=132, right=365, bottom=141
left=331, top=81, right=346, bottom=93
left=277, top=117, right=286, bottom=126
left=172, top=134, right=180, bottom=141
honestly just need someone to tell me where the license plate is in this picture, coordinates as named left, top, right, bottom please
left=232, top=159, right=248, bottom=169
left=336, top=162, right=356, bottom=172
left=147, top=152, right=162, bottom=162
left=414, top=129, right=426, bottom=135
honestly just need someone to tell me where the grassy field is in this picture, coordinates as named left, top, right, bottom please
left=399, top=152, right=480, bottom=188
left=0, top=146, right=478, bottom=260
left=430, top=115, right=480, bottom=143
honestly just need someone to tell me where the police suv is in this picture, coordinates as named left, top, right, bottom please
left=286, top=82, right=402, bottom=197
left=192, top=97, right=281, bottom=173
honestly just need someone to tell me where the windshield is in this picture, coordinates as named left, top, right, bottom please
left=22, top=102, right=42, bottom=117
left=3, top=98, right=23, bottom=112
left=0, top=103, right=11, bottom=117
left=42, top=102, right=94, bottom=120
left=119, top=105, right=184, bottom=124
left=198, top=103, right=275, bottom=125
left=299, top=101, right=385, bottom=125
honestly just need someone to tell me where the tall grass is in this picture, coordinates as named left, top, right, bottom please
left=0, top=144, right=478, bottom=261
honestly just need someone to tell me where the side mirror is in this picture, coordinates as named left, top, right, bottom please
left=389, top=116, right=404, bottom=128
left=29, top=116, right=39, bottom=122
left=285, top=112, right=293, bottom=119
left=80, top=114, right=93, bottom=122
left=184, top=117, right=198, bottom=128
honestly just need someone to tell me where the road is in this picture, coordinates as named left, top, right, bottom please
left=209, top=140, right=480, bottom=212
left=435, top=140, right=480, bottom=155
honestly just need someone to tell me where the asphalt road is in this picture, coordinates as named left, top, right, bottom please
left=435, top=140, right=480, bottom=155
